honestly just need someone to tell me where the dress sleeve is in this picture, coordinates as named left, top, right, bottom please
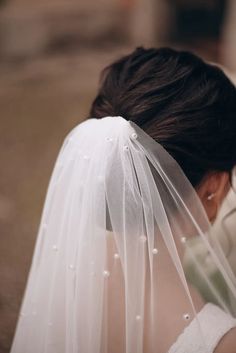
left=168, top=303, right=236, bottom=353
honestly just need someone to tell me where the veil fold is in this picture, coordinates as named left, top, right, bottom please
left=10, top=116, right=236, bottom=353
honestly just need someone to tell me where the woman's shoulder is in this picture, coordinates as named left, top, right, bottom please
left=213, top=326, right=236, bottom=353
left=195, top=303, right=236, bottom=353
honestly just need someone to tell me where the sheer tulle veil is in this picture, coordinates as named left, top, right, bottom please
left=10, top=116, right=236, bottom=353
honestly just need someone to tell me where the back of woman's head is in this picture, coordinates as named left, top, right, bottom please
left=89, top=47, right=236, bottom=187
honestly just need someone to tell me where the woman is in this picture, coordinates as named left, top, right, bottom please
left=11, top=47, right=236, bottom=353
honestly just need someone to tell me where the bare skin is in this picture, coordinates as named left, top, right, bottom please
left=196, top=171, right=230, bottom=224
left=196, top=171, right=236, bottom=353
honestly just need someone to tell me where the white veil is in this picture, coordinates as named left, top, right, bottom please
left=10, top=116, right=236, bottom=353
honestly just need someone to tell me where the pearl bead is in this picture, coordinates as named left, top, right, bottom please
left=83, top=155, right=89, bottom=160
left=123, top=145, right=129, bottom=151
left=183, top=313, right=190, bottom=320
left=136, top=315, right=141, bottom=321
left=130, top=132, right=137, bottom=140
left=103, top=270, right=110, bottom=278
left=139, top=235, right=147, bottom=243
left=69, top=264, right=75, bottom=270
left=181, top=237, right=187, bottom=243
left=114, top=253, right=120, bottom=259
left=152, top=248, right=158, bottom=254
left=52, top=245, right=58, bottom=251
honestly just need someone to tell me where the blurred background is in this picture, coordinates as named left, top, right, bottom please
left=0, top=0, right=236, bottom=352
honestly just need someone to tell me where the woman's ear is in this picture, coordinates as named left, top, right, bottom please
left=196, top=171, right=230, bottom=223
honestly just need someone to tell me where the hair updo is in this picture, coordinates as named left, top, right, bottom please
left=89, top=47, right=236, bottom=187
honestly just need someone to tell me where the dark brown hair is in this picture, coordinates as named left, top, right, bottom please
left=89, top=47, right=236, bottom=187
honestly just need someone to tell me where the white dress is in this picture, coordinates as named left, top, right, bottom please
left=168, top=303, right=236, bottom=353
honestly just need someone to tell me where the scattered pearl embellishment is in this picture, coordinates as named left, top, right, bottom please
left=103, top=270, right=110, bottom=278
left=69, top=264, right=75, bottom=270
left=181, top=237, right=187, bottom=243
left=136, top=315, right=141, bottom=321
left=130, top=132, right=138, bottom=140
left=152, top=248, right=158, bottom=254
left=114, top=253, right=120, bottom=259
left=52, top=245, right=58, bottom=251
left=83, top=155, right=90, bottom=160
left=183, top=313, right=190, bottom=321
